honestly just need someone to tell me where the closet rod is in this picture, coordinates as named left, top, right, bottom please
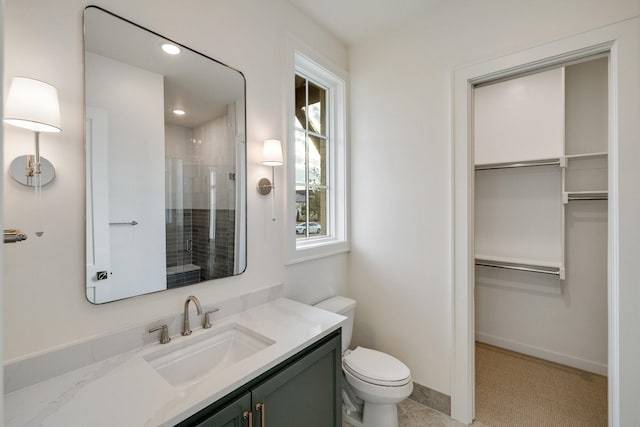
left=475, top=259, right=561, bottom=276
left=567, top=191, right=608, bottom=201
left=475, top=158, right=560, bottom=171
left=568, top=196, right=608, bottom=201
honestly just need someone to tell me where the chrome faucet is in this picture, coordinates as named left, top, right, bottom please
left=182, top=295, right=203, bottom=336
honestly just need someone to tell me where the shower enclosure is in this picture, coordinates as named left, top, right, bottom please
left=164, top=112, right=238, bottom=288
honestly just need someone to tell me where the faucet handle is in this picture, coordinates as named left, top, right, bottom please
left=203, top=308, right=220, bottom=329
left=149, top=324, right=171, bottom=344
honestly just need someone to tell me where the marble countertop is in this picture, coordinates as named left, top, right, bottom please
left=4, top=298, right=345, bottom=427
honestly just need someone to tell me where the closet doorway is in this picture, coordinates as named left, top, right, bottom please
left=472, top=57, right=608, bottom=426
left=452, top=19, right=640, bottom=427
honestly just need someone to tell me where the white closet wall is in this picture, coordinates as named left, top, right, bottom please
left=475, top=166, right=562, bottom=265
left=474, top=57, right=608, bottom=375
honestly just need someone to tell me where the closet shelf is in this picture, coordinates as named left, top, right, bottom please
left=475, top=255, right=562, bottom=277
left=475, top=158, right=560, bottom=171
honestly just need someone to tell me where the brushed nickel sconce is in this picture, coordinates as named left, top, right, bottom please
left=4, top=76, right=62, bottom=237
left=257, top=139, right=283, bottom=221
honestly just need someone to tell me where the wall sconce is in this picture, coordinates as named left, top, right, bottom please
left=257, top=139, right=283, bottom=221
left=4, top=76, right=62, bottom=237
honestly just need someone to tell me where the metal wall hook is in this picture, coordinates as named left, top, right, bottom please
left=4, top=229, right=28, bottom=244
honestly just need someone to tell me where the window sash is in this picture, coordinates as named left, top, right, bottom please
left=296, top=73, right=330, bottom=240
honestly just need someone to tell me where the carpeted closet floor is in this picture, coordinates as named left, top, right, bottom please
left=475, top=342, right=607, bottom=426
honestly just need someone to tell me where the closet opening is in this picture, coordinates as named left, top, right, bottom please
left=472, top=55, right=609, bottom=426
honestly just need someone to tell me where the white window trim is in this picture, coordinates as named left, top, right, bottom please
left=285, top=36, right=349, bottom=264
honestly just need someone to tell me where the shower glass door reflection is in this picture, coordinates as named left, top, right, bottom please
left=166, top=159, right=235, bottom=288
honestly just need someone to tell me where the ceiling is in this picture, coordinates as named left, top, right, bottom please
left=287, top=0, right=444, bottom=44
left=85, top=7, right=243, bottom=128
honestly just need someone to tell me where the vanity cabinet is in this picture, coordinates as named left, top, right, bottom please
left=177, top=330, right=341, bottom=427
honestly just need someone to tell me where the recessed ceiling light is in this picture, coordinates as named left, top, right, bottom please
left=162, top=43, right=181, bottom=55
left=172, top=109, right=186, bottom=116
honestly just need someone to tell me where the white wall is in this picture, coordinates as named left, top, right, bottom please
left=475, top=167, right=563, bottom=264
left=349, top=0, right=639, bottom=396
left=3, top=0, right=349, bottom=361
left=0, top=0, right=5, bottom=414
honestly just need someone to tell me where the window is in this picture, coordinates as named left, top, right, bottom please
left=295, top=75, right=328, bottom=238
left=287, top=49, right=348, bottom=263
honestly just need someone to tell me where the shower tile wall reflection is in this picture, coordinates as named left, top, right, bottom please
left=213, top=209, right=235, bottom=278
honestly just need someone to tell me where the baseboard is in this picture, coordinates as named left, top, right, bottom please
left=476, top=332, right=608, bottom=376
left=409, top=382, right=451, bottom=415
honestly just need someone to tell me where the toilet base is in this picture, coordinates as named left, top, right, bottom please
left=342, top=402, right=400, bottom=427
left=362, top=401, right=399, bottom=427
left=342, top=404, right=363, bottom=427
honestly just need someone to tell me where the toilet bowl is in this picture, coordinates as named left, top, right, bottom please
left=314, top=296, right=413, bottom=427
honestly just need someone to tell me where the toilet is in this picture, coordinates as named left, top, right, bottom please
left=314, top=296, right=413, bottom=427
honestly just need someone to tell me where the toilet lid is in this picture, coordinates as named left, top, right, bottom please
left=343, top=347, right=411, bottom=386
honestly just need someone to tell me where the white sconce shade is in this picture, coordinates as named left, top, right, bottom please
left=262, top=139, right=283, bottom=166
left=4, top=77, right=62, bottom=133
left=4, top=76, right=63, bottom=238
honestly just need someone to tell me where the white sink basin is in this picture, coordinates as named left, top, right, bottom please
left=144, top=323, right=274, bottom=386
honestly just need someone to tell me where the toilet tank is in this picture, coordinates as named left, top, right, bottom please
left=314, top=296, right=356, bottom=352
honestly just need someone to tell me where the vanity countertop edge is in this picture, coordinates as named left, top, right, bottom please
left=4, top=297, right=346, bottom=427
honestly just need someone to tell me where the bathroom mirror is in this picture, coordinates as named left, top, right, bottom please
left=84, top=6, right=246, bottom=304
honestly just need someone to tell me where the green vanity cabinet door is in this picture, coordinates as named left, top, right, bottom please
left=251, top=334, right=341, bottom=427
left=191, top=393, right=251, bottom=427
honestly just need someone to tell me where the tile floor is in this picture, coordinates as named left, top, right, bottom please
left=343, top=397, right=490, bottom=427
